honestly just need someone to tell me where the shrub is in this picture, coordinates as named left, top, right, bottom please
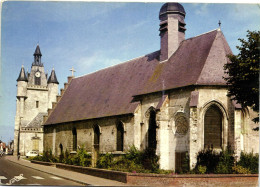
left=77, top=147, right=91, bottom=167
left=95, top=146, right=160, bottom=173
left=215, top=149, right=234, bottom=174
left=63, top=149, right=73, bottom=165
left=141, top=148, right=159, bottom=172
left=96, top=153, right=114, bottom=169
left=232, top=165, right=251, bottom=174
left=32, top=155, right=43, bottom=161
left=195, top=148, right=220, bottom=173
left=237, top=152, right=259, bottom=174
left=194, top=147, right=234, bottom=174
left=197, top=165, right=207, bottom=174
left=59, top=151, right=64, bottom=163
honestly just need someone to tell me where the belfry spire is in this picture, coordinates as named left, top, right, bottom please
left=32, top=44, right=43, bottom=66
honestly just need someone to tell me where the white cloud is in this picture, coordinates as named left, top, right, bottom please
left=194, top=3, right=209, bottom=15
left=75, top=52, right=122, bottom=75
left=227, top=4, right=260, bottom=21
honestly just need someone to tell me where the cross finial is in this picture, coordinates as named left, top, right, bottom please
left=70, top=67, right=76, bottom=76
left=218, top=20, right=221, bottom=28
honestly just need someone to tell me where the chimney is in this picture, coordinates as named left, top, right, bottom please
left=159, top=3, right=186, bottom=61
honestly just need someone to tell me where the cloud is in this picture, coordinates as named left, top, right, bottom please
left=75, top=52, right=122, bottom=75
left=228, top=4, right=260, bottom=21
left=193, top=3, right=209, bottom=15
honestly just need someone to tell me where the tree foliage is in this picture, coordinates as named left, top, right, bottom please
left=224, top=30, right=259, bottom=122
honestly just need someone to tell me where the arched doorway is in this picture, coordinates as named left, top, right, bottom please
left=116, top=122, right=124, bottom=151
left=204, top=105, right=223, bottom=149
left=148, top=109, right=157, bottom=150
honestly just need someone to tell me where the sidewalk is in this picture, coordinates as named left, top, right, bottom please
left=5, top=155, right=127, bottom=186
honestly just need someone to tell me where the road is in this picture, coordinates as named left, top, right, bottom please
left=0, top=155, right=84, bottom=186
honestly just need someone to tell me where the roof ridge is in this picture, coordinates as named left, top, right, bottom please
left=74, top=50, right=160, bottom=79
left=185, top=28, right=219, bottom=41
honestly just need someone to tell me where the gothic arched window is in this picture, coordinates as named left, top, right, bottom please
left=72, top=127, right=77, bottom=151
left=148, top=109, right=157, bottom=150
left=59, top=143, right=63, bottom=155
left=204, top=105, right=223, bottom=149
left=94, top=125, right=100, bottom=151
left=116, top=122, right=124, bottom=151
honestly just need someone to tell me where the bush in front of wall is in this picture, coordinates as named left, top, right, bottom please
left=197, top=165, right=207, bottom=174
left=232, top=165, right=251, bottom=174
left=63, top=149, right=73, bottom=165
left=215, top=148, right=234, bottom=174
left=195, top=148, right=220, bottom=174
left=77, top=147, right=91, bottom=167
left=141, top=148, right=160, bottom=172
left=237, top=151, right=259, bottom=174
left=96, top=152, right=114, bottom=169
left=59, top=151, right=64, bottom=163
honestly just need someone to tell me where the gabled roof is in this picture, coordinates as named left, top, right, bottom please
left=137, top=29, right=232, bottom=95
left=17, top=65, right=28, bottom=82
left=45, top=51, right=160, bottom=125
left=44, top=29, right=232, bottom=125
left=48, top=69, right=59, bottom=84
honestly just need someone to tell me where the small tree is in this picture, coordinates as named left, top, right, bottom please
left=224, top=30, right=259, bottom=123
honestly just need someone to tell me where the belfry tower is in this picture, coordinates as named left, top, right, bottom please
left=14, top=45, right=59, bottom=156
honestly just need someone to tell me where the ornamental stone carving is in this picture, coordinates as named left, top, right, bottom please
left=175, top=116, right=188, bottom=135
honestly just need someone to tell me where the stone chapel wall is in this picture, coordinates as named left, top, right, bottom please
left=44, top=115, right=134, bottom=156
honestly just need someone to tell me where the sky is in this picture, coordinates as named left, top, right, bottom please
left=0, top=1, right=259, bottom=143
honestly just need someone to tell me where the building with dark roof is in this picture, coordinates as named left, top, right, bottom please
left=42, top=3, right=259, bottom=170
left=14, top=45, right=59, bottom=156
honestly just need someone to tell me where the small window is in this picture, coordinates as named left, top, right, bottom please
left=36, top=101, right=39, bottom=108
left=35, top=77, right=41, bottom=85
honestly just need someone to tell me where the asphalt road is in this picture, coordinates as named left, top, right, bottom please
left=0, top=155, right=84, bottom=186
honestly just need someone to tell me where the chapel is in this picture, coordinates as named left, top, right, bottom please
left=14, top=45, right=59, bottom=156
left=42, top=3, right=259, bottom=170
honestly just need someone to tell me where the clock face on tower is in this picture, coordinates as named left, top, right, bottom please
left=35, top=72, right=41, bottom=78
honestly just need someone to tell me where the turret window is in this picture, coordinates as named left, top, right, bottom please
left=36, top=101, right=39, bottom=108
left=35, top=77, right=41, bottom=85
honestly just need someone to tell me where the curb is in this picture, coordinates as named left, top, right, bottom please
left=7, top=158, right=90, bottom=186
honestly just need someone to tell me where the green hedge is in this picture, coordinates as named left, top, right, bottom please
left=193, top=148, right=258, bottom=174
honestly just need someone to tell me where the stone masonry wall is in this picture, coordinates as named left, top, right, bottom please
left=44, top=115, right=134, bottom=156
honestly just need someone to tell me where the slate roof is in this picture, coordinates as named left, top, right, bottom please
left=48, top=69, right=59, bottom=84
left=17, top=66, right=28, bottom=82
left=44, top=29, right=232, bottom=125
left=34, top=44, right=42, bottom=56
left=26, top=112, right=47, bottom=128
left=137, top=29, right=232, bottom=96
